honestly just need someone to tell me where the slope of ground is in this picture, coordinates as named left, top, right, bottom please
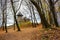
left=40, top=28, right=60, bottom=40
left=0, top=24, right=42, bottom=40
left=0, top=25, right=60, bottom=40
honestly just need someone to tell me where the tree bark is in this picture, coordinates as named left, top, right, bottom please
left=48, top=0, right=59, bottom=27
left=30, top=0, right=51, bottom=28
left=11, top=0, right=20, bottom=31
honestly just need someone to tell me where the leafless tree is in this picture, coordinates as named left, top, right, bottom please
left=10, top=0, right=21, bottom=31
left=48, top=0, right=59, bottom=27
left=30, top=0, right=51, bottom=28
left=1, top=0, right=7, bottom=33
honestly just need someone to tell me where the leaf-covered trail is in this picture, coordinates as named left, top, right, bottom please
left=0, top=25, right=42, bottom=40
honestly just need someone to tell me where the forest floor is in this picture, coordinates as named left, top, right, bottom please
left=0, top=24, right=60, bottom=40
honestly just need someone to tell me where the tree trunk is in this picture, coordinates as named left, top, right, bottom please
left=1, top=0, right=5, bottom=30
left=30, top=0, right=51, bottom=28
left=48, top=0, right=59, bottom=27
left=5, top=0, right=7, bottom=33
left=11, top=0, right=20, bottom=31
left=32, top=5, right=37, bottom=27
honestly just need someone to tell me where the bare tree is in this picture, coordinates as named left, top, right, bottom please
left=10, top=0, right=21, bottom=31
left=48, top=0, right=59, bottom=27
left=1, top=0, right=5, bottom=30
left=32, top=5, right=37, bottom=27
left=25, top=1, right=34, bottom=27
left=30, top=0, right=51, bottom=28
left=1, top=0, right=7, bottom=33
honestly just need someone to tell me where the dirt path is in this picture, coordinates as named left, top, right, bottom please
left=0, top=25, right=42, bottom=40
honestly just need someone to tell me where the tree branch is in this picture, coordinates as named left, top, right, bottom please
left=16, top=0, right=23, bottom=13
left=54, top=0, right=59, bottom=4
